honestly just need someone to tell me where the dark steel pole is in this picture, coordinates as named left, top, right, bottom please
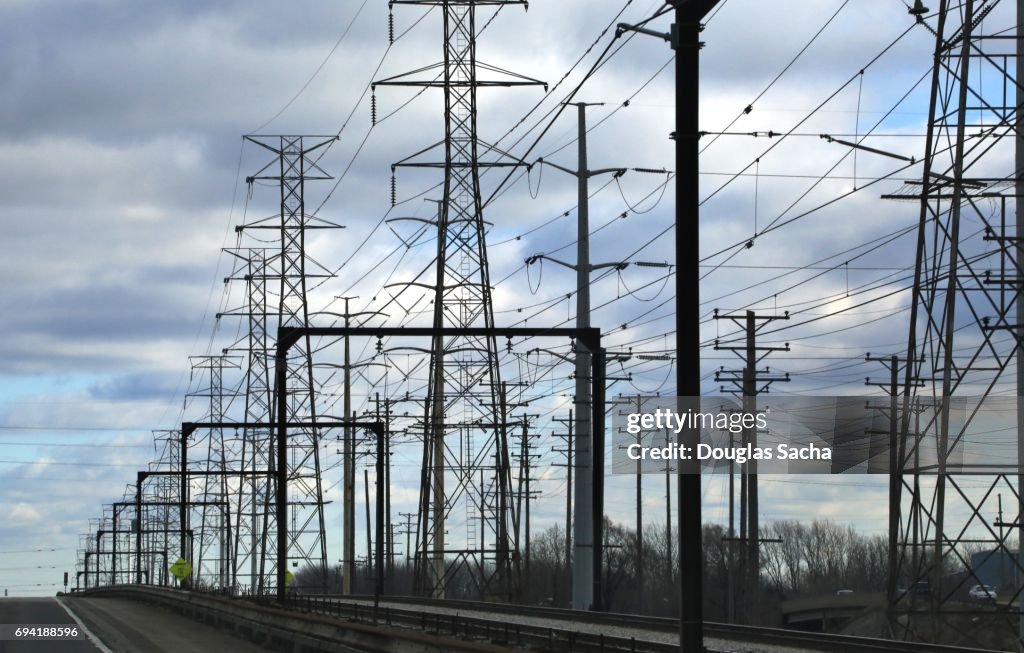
left=111, top=508, right=118, bottom=586
left=375, top=423, right=385, bottom=618
left=180, top=430, right=189, bottom=586
left=591, top=346, right=606, bottom=610
left=276, top=349, right=288, bottom=603
left=135, top=476, right=143, bottom=584
left=886, top=356, right=900, bottom=618
left=744, top=311, right=758, bottom=616
left=677, top=2, right=708, bottom=650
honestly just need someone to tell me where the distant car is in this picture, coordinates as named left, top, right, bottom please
left=969, top=584, right=997, bottom=602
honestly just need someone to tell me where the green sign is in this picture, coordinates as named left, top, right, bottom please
left=284, top=569, right=295, bottom=586
left=169, top=557, right=192, bottom=581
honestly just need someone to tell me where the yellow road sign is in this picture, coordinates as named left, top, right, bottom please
left=284, top=569, right=295, bottom=586
left=169, top=557, right=192, bottom=581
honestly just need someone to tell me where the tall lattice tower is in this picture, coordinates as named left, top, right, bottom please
left=188, top=355, right=240, bottom=590
left=243, top=135, right=339, bottom=592
left=375, top=1, right=544, bottom=598
left=886, top=0, right=1024, bottom=645
left=222, top=247, right=276, bottom=594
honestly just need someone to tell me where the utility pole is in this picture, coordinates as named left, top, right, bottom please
left=552, top=411, right=575, bottom=608
left=515, top=417, right=540, bottom=585
left=342, top=296, right=356, bottom=595
left=336, top=298, right=388, bottom=594
left=616, top=2, right=719, bottom=645
left=400, top=512, right=415, bottom=564
left=531, top=108, right=668, bottom=609
left=866, top=353, right=917, bottom=621
left=364, top=469, right=372, bottom=585
left=533, top=102, right=623, bottom=610
left=612, top=395, right=646, bottom=613
left=715, top=309, right=789, bottom=623
left=371, top=392, right=400, bottom=592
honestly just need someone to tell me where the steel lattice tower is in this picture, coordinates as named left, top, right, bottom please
left=376, top=1, right=544, bottom=599
left=188, top=355, right=239, bottom=590
left=222, top=247, right=276, bottom=594
left=886, top=0, right=1024, bottom=644
left=244, top=135, right=339, bottom=593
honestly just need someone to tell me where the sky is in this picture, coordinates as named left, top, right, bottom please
left=0, top=0, right=1011, bottom=596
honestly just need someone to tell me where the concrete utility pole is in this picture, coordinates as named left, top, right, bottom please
left=537, top=102, right=620, bottom=610
left=531, top=104, right=671, bottom=609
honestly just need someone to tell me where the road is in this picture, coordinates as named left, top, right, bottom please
left=0, top=597, right=99, bottom=652
left=1, top=596, right=269, bottom=652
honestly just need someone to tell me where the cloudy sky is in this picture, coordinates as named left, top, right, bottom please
left=0, top=0, right=1011, bottom=596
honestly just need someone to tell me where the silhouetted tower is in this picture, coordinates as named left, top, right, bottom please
left=375, top=2, right=544, bottom=598
left=244, top=135, right=340, bottom=592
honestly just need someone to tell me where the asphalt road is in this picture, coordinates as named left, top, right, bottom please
left=0, top=596, right=271, bottom=653
left=0, top=597, right=101, bottom=652
left=64, top=597, right=269, bottom=653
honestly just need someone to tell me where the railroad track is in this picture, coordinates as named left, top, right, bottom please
left=266, top=593, right=1002, bottom=653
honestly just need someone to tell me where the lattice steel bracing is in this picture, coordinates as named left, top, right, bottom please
left=886, top=0, right=1024, bottom=644
left=187, top=355, right=239, bottom=589
left=222, top=248, right=277, bottom=594
left=376, top=1, right=544, bottom=599
left=243, top=135, right=339, bottom=592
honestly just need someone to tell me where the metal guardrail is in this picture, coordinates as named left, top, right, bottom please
left=272, top=593, right=675, bottom=653
left=302, top=593, right=1006, bottom=653
left=75, top=586, right=1008, bottom=653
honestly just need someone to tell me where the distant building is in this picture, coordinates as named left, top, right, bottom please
left=969, top=549, right=1020, bottom=590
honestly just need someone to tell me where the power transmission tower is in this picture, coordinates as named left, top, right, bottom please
left=882, top=0, right=1024, bottom=645
left=221, top=247, right=275, bottom=595
left=187, top=355, right=240, bottom=590
left=243, top=135, right=341, bottom=593
left=714, top=309, right=789, bottom=623
left=375, top=1, right=545, bottom=600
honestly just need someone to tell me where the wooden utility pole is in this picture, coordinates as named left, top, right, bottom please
left=714, top=309, right=789, bottom=622
left=552, top=411, right=575, bottom=607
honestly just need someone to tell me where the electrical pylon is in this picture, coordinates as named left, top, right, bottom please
left=374, top=1, right=545, bottom=599
left=187, top=355, right=240, bottom=590
left=884, top=0, right=1024, bottom=645
left=243, top=135, right=340, bottom=593
left=221, top=247, right=276, bottom=594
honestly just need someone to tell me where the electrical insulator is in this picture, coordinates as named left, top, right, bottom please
left=371, top=93, right=377, bottom=126
left=390, top=172, right=397, bottom=207
left=388, top=12, right=395, bottom=44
